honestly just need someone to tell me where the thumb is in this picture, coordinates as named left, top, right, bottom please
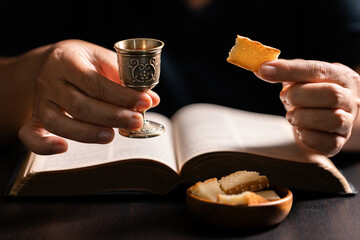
left=18, top=116, right=68, bottom=155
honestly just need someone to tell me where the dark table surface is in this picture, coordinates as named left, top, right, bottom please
left=1, top=142, right=360, bottom=240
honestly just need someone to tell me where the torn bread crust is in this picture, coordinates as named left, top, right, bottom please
left=255, top=190, right=280, bottom=201
left=190, top=178, right=224, bottom=202
left=221, top=175, right=269, bottom=195
left=227, top=35, right=281, bottom=72
left=217, top=191, right=269, bottom=205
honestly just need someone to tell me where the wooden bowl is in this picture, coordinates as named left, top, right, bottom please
left=186, top=186, right=293, bottom=229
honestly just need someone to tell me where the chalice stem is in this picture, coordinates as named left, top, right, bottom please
left=139, top=89, right=148, bottom=123
left=139, top=110, right=148, bottom=123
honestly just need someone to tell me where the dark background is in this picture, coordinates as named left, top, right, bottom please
left=1, top=0, right=359, bottom=117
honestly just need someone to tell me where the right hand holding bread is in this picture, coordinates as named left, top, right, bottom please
left=227, top=35, right=360, bottom=156
left=257, top=59, right=360, bottom=156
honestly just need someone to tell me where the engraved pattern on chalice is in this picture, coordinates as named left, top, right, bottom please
left=129, top=57, right=157, bottom=83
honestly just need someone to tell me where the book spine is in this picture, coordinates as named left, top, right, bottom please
left=9, top=172, right=35, bottom=196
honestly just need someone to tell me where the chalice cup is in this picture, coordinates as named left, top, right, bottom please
left=114, top=38, right=165, bottom=138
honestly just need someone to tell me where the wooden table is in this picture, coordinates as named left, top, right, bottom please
left=1, top=142, right=360, bottom=239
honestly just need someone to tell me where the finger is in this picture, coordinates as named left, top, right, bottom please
left=287, top=108, right=353, bottom=136
left=39, top=73, right=153, bottom=114
left=71, top=69, right=153, bottom=110
left=37, top=99, right=119, bottom=144
left=52, top=49, right=153, bottom=110
left=147, top=90, right=160, bottom=107
left=279, top=83, right=294, bottom=110
left=296, top=128, right=346, bottom=156
left=49, top=81, right=144, bottom=128
left=258, top=59, right=346, bottom=85
left=18, top=116, right=68, bottom=155
left=281, top=82, right=354, bottom=112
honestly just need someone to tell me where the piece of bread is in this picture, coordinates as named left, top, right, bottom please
left=255, top=190, right=280, bottom=201
left=217, top=191, right=268, bottom=206
left=190, top=178, right=224, bottom=202
left=227, top=35, right=281, bottom=72
left=218, top=170, right=269, bottom=194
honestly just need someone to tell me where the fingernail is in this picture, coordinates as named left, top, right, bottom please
left=286, top=111, right=293, bottom=124
left=128, top=113, right=143, bottom=129
left=280, top=90, right=288, bottom=105
left=52, top=143, right=67, bottom=154
left=135, top=100, right=150, bottom=110
left=98, top=129, right=114, bottom=143
left=259, top=64, right=277, bottom=80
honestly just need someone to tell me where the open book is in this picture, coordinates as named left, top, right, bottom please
left=9, top=103, right=355, bottom=196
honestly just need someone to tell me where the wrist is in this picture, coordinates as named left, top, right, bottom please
left=0, top=44, right=53, bottom=141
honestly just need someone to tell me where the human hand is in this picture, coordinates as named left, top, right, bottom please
left=257, top=59, right=360, bottom=156
left=19, top=40, right=160, bottom=155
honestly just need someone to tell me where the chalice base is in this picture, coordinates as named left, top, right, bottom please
left=118, top=120, right=165, bottom=138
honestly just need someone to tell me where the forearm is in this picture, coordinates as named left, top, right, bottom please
left=0, top=45, right=52, bottom=142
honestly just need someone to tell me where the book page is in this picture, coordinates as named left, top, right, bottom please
left=172, top=104, right=332, bottom=171
left=31, top=113, right=177, bottom=173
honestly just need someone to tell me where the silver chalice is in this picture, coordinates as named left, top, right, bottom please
left=114, top=38, right=165, bottom=138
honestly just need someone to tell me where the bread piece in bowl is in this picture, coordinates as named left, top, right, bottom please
left=218, top=170, right=269, bottom=194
